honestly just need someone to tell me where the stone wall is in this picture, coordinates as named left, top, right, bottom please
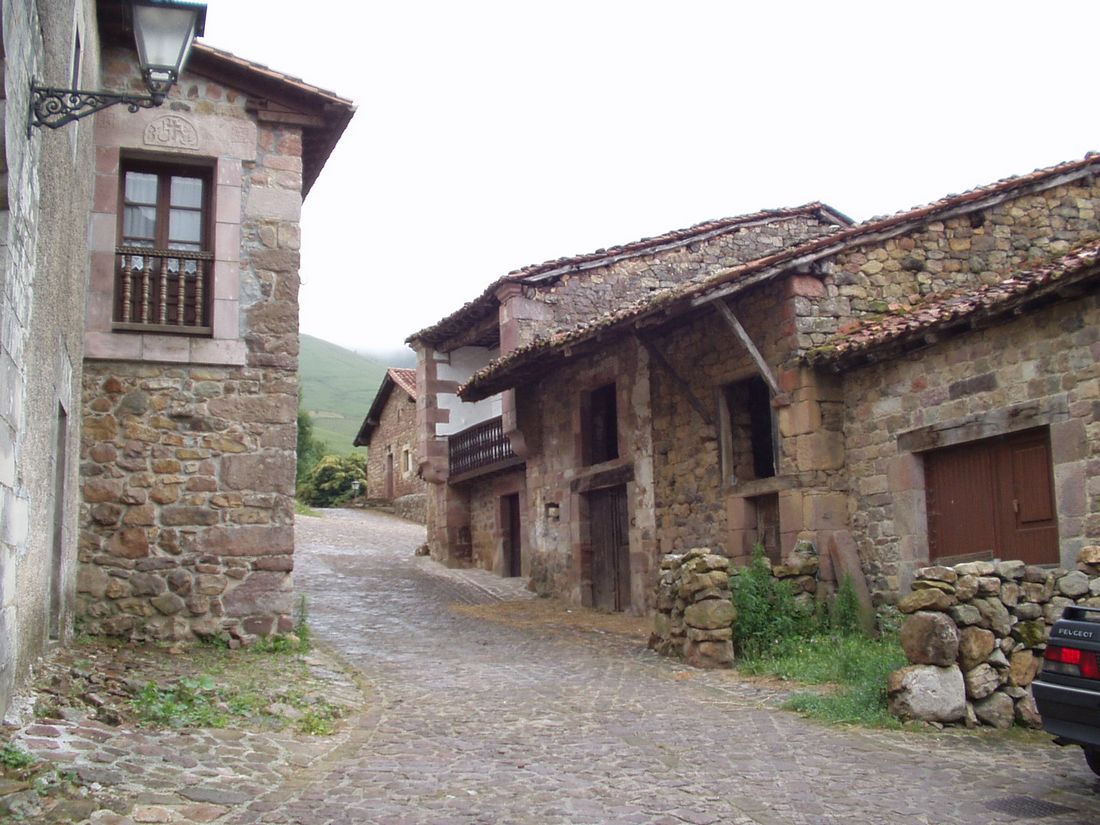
left=526, top=214, right=840, bottom=343
left=650, top=550, right=735, bottom=668
left=77, top=363, right=297, bottom=641
left=802, top=177, right=1100, bottom=351
left=1, top=0, right=99, bottom=717
left=839, top=292, right=1100, bottom=601
left=365, top=388, right=422, bottom=502
left=888, top=547, right=1100, bottom=728
left=77, top=52, right=306, bottom=643
left=519, top=336, right=658, bottom=610
left=393, top=493, right=427, bottom=525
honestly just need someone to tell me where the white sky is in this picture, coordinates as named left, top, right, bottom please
left=202, top=0, right=1100, bottom=353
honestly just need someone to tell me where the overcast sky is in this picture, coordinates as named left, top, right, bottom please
left=202, top=0, right=1100, bottom=354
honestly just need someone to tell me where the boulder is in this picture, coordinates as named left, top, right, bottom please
left=1009, top=651, right=1042, bottom=687
left=1057, top=571, right=1090, bottom=598
left=950, top=604, right=983, bottom=626
left=899, top=588, right=955, bottom=614
left=901, top=611, right=959, bottom=666
left=1011, top=620, right=1047, bottom=649
left=973, top=691, right=1015, bottom=729
left=976, top=576, right=1002, bottom=596
left=956, top=561, right=996, bottom=577
left=915, top=565, right=958, bottom=584
left=683, top=598, right=736, bottom=630
left=964, top=663, right=1000, bottom=700
left=954, top=575, right=979, bottom=602
left=1078, top=545, right=1100, bottom=567
left=995, top=560, right=1026, bottom=581
left=912, top=580, right=956, bottom=594
left=888, top=665, right=966, bottom=723
left=972, top=597, right=1012, bottom=636
left=1014, top=692, right=1043, bottom=729
left=958, top=626, right=996, bottom=672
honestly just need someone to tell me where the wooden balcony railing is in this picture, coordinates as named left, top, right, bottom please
left=114, top=246, right=214, bottom=334
left=448, top=416, right=517, bottom=479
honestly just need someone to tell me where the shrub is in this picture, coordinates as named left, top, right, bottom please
left=296, top=453, right=366, bottom=507
left=729, top=546, right=813, bottom=658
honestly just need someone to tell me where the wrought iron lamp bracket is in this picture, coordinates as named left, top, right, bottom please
left=28, top=81, right=166, bottom=136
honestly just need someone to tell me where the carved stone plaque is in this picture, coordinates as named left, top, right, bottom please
left=143, top=115, right=200, bottom=150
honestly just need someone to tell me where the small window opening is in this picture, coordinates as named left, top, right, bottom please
left=583, top=383, right=619, bottom=466
left=721, top=374, right=775, bottom=483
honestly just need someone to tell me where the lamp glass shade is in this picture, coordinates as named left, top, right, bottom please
left=132, top=1, right=204, bottom=85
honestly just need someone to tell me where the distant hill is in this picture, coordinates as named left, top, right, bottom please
left=299, top=335, right=391, bottom=455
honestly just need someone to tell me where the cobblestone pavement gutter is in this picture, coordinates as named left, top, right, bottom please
left=7, top=507, right=1100, bottom=824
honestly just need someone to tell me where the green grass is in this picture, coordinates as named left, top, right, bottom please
left=299, top=335, right=399, bottom=455
left=729, top=546, right=905, bottom=728
left=739, top=633, right=908, bottom=727
left=0, top=742, right=35, bottom=771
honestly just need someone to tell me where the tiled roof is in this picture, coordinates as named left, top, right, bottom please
left=387, top=368, right=418, bottom=400
left=353, top=367, right=417, bottom=447
left=407, top=203, right=851, bottom=346
left=458, top=153, right=1100, bottom=401
left=806, top=238, right=1100, bottom=368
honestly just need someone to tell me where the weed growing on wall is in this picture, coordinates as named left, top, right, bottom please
left=730, top=546, right=905, bottom=727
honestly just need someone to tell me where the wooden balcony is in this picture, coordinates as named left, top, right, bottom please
left=114, top=246, right=214, bottom=334
left=448, top=416, right=521, bottom=483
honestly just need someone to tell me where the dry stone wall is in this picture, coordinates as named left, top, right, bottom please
left=650, top=549, right=735, bottom=668
left=888, top=547, right=1100, bottom=728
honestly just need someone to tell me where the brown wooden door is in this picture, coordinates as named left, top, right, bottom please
left=384, top=452, right=394, bottom=500
left=502, top=493, right=522, bottom=577
left=589, top=485, right=631, bottom=611
left=926, top=427, right=1057, bottom=565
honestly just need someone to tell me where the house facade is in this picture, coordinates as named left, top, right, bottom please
left=1, top=0, right=353, bottom=715
left=354, top=367, right=427, bottom=522
left=408, top=205, right=852, bottom=591
left=422, top=157, right=1100, bottom=612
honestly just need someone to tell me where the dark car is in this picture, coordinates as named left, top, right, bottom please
left=1032, top=604, right=1100, bottom=776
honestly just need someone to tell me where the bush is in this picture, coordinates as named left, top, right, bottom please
left=296, top=402, right=328, bottom=485
left=729, top=546, right=813, bottom=658
left=296, top=453, right=366, bottom=508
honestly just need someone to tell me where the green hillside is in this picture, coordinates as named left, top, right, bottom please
left=299, top=335, right=393, bottom=455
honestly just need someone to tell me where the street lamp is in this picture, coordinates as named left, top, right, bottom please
left=29, top=0, right=207, bottom=134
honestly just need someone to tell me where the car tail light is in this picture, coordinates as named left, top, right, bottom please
left=1044, top=644, right=1100, bottom=679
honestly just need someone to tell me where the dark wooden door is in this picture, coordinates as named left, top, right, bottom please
left=502, top=493, right=522, bottom=577
left=589, top=485, right=631, bottom=611
left=384, top=452, right=394, bottom=500
left=926, top=427, right=1057, bottom=565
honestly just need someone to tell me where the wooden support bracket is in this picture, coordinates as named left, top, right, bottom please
left=713, top=300, right=781, bottom=397
left=635, top=335, right=714, bottom=427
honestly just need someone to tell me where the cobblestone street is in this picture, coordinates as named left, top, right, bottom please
left=7, top=507, right=1100, bottom=824
left=277, top=509, right=1100, bottom=825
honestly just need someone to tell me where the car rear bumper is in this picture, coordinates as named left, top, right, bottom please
left=1033, top=678, right=1100, bottom=748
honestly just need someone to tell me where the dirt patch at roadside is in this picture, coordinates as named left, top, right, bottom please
left=451, top=598, right=653, bottom=642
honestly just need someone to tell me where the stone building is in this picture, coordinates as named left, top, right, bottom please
left=354, top=367, right=426, bottom=523
left=1, top=0, right=353, bottom=716
left=1, top=0, right=102, bottom=717
left=407, top=205, right=852, bottom=592
left=417, top=156, right=1100, bottom=612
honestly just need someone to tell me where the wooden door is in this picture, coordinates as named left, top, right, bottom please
left=384, top=452, right=394, bottom=500
left=589, top=485, right=631, bottom=611
left=926, top=427, right=1057, bottom=565
left=502, top=493, right=522, bottom=577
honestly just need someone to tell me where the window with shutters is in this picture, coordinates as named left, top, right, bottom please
left=115, top=160, right=214, bottom=334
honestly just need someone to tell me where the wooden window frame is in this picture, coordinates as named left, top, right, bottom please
left=581, top=383, right=619, bottom=467
left=719, top=374, right=776, bottom=485
left=114, top=157, right=215, bottom=335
